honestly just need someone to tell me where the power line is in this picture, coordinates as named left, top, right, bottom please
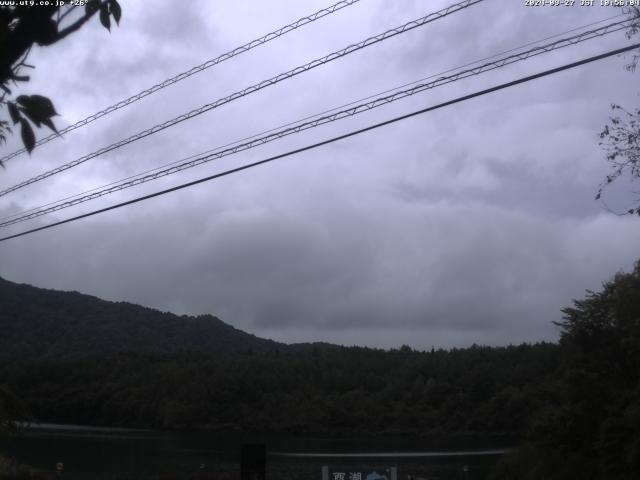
left=0, top=15, right=632, bottom=228
left=0, top=0, right=485, bottom=198
left=8, top=14, right=624, bottom=228
left=0, top=0, right=363, bottom=165
left=0, top=17, right=632, bottom=228
left=1, top=43, right=637, bottom=244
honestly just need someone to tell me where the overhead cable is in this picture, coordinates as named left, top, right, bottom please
left=0, top=0, right=485, bottom=198
left=1, top=42, right=637, bottom=244
left=0, top=0, right=363, bottom=165
left=0, top=17, right=632, bottom=228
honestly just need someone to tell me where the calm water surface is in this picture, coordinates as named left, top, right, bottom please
left=0, top=424, right=512, bottom=480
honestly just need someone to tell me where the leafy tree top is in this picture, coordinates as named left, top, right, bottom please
left=0, top=0, right=121, bottom=157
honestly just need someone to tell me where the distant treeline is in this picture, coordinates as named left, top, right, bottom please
left=0, top=343, right=559, bottom=435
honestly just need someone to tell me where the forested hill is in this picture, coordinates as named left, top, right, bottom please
left=0, top=275, right=562, bottom=437
left=2, top=263, right=639, bottom=477
left=0, top=276, right=293, bottom=359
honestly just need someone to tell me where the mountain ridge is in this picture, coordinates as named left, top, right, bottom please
left=0, top=276, right=333, bottom=359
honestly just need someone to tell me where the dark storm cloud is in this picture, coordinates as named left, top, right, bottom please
left=1, top=0, right=640, bottom=348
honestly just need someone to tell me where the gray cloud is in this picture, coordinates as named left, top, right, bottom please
left=1, top=0, right=639, bottom=349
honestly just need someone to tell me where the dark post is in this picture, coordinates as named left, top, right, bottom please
left=55, top=462, right=64, bottom=479
left=241, top=444, right=265, bottom=480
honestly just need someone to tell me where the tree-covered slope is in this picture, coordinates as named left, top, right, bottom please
left=1, top=344, right=561, bottom=433
left=0, top=276, right=285, bottom=359
left=0, top=276, right=562, bottom=436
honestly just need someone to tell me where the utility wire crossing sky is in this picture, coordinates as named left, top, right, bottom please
left=0, top=16, right=634, bottom=230
left=0, top=0, right=363, bottom=164
left=0, top=0, right=484, bottom=198
left=1, top=42, right=638, bottom=243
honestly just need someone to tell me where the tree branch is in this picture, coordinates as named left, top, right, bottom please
left=56, top=5, right=77, bottom=26
left=54, top=1, right=107, bottom=42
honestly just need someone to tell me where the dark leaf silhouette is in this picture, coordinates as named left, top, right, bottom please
left=19, top=118, right=35, bottom=154
left=41, top=117, right=58, bottom=134
left=110, top=0, right=122, bottom=25
left=19, top=108, right=41, bottom=127
left=32, top=17, right=58, bottom=46
left=7, top=102, right=20, bottom=125
left=99, top=3, right=111, bottom=31
left=85, top=0, right=101, bottom=15
left=23, top=95, right=57, bottom=117
left=15, top=95, right=58, bottom=132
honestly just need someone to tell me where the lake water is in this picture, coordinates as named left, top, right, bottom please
left=0, top=424, right=512, bottom=479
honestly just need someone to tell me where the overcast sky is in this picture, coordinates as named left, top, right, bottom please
left=1, top=0, right=639, bottom=349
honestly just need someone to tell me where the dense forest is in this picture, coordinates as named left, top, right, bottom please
left=1, top=261, right=639, bottom=479
left=492, top=261, right=640, bottom=479
left=0, top=344, right=560, bottom=435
